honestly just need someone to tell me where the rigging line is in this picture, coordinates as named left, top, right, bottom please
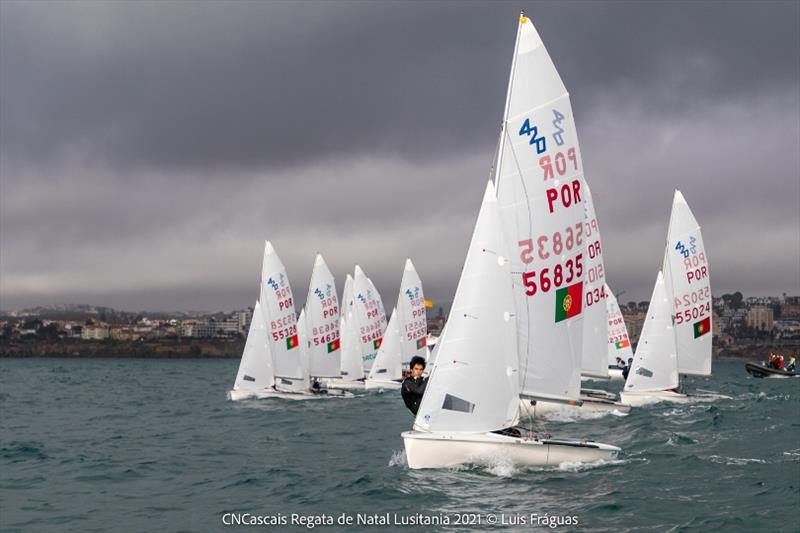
left=503, top=123, right=535, bottom=395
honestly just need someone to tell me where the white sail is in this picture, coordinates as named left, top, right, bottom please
left=367, top=307, right=402, bottom=382
left=338, top=274, right=362, bottom=380
left=662, top=190, right=712, bottom=376
left=580, top=184, right=608, bottom=378
left=352, top=265, right=387, bottom=374
left=338, top=315, right=362, bottom=380
left=297, top=308, right=311, bottom=383
left=367, top=276, right=388, bottom=333
left=397, top=258, right=428, bottom=365
left=606, top=284, right=633, bottom=366
left=494, top=15, right=584, bottom=402
left=232, top=301, right=274, bottom=391
left=414, top=181, right=519, bottom=433
left=624, top=271, right=679, bottom=393
left=259, top=241, right=306, bottom=392
left=304, top=254, right=341, bottom=378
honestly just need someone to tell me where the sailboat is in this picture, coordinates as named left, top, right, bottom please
left=299, top=254, right=351, bottom=397
left=402, top=182, right=619, bottom=469
left=230, top=242, right=340, bottom=400
left=352, top=265, right=388, bottom=377
left=325, top=274, right=366, bottom=390
left=229, top=301, right=283, bottom=400
left=620, top=191, right=718, bottom=405
left=606, top=284, right=634, bottom=380
left=365, top=259, right=428, bottom=390
left=619, top=271, right=685, bottom=406
left=521, top=184, right=630, bottom=416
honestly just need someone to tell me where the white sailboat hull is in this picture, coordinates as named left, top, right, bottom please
left=364, top=379, right=401, bottom=391
left=402, top=431, right=620, bottom=470
left=228, top=388, right=353, bottom=401
left=323, top=378, right=365, bottom=391
left=519, top=397, right=630, bottom=418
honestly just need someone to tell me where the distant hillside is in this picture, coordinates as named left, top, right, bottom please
left=0, top=304, right=209, bottom=322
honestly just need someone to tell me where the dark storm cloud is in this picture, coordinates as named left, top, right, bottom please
left=1, top=1, right=798, bottom=311
left=2, top=1, right=797, bottom=173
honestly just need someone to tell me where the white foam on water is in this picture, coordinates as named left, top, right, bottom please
left=482, top=455, right=517, bottom=478
left=388, top=449, right=407, bottom=468
left=557, top=458, right=628, bottom=472
left=707, top=455, right=767, bottom=465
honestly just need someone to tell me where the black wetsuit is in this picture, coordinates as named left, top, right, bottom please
left=622, top=364, right=630, bottom=380
left=401, top=376, right=428, bottom=415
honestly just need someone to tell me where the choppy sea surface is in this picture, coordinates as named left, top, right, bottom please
left=1, top=358, right=798, bottom=532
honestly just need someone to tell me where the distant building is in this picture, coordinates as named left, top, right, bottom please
left=781, top=296, right=800, bottom=319
left=237, top=308, right=253, bottom=335
left=82, top=326, right=110, bottom=340
left=712, top=310, right=720, bottom=336
left=746, top=305, right=773, bottom=332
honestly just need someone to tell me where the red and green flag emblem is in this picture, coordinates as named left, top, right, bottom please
left=286, top=334, right=299, bottom=350
left=555, top=282, right=583, bottom=322
left=615, top=339, right=630, bottom=349
left=327, top=338, right=340, bottom=353
left=373, top=338, right=383, bottom=350
left=693, top=317, right=710, bottom=338
left=416, top=337, right=427, bottom=349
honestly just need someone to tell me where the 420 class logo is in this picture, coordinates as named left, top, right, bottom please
left=674, top=236, right=698, bottom=258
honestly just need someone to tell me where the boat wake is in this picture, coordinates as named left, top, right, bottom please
left=557, top=458, right=628, bottom=472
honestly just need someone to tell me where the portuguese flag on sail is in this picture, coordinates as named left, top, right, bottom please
left=327, top=338, right=340, bottom=353
left=693, top=317, right=711, bottom=338
left=373, top=338, right=383, bottom=350
left=416, top=337, right=427, bottom=349
left=286, top=334, right=299, bottom=350
left=615, top=339, right=630, bottom=349
left=555, top=282, right=583, bottom=323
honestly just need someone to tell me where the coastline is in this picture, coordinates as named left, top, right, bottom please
left=1, top=339, right=795, bottom=359
left=0, top=338, right=244, bottom=358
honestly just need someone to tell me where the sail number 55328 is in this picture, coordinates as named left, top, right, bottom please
left=522, top=254, right=583, bottom=296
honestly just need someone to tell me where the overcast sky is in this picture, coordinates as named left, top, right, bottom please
left=1, top=0, right=798, bottom=312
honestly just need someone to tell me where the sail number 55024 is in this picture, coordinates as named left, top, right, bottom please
left=522, top=254, right=583, bottom=296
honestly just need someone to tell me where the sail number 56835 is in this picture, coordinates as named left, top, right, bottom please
left=518, top=223, right=584, bottom=263
left=522, top=254, right=583, bottom=296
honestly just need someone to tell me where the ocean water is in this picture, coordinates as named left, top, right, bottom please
left=0, top=358, right=798, bottom=533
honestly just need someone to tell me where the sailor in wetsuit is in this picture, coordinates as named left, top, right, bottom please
left=401, top=356, right=428, bottom=415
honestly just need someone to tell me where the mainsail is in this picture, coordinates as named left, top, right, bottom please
left=605, top=284, right=634, bottom=366
left=304, top=254, right=341, bottom=378
left=414, top=182, right=519, bottom=433
left=580, top=184, right=609, bottom=378
left=397, top=259, right=428, bottom=366
left=352, top=265, right=387, bottom=374
left=494, top=15, right=585, bottom=401
left=662, top=190, right=712, bottom=376
left=259, top=241, right=306, bottom=392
